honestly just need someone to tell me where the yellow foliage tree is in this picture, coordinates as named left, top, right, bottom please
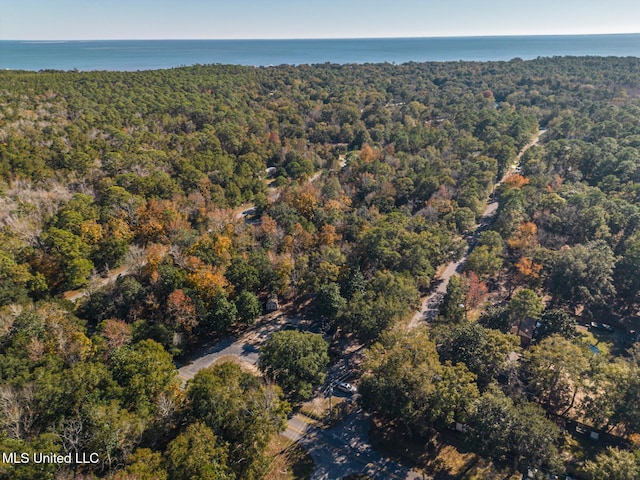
left=318, top=224, right=340, bottom=246
left=292, top=190, right=319, bottom=220
left=272, top=256, right=294, bottom=296
left=316, top=260, right=341, bottom=284
left=107, top=217, right=134, bottom=242
left=212, top=235, right=232, bottom=265
left=188, top=266, right=229, bottom=301
left=39, top=303, right=93, bottom=365
left=515, top=256, right=543, bottom=280
left=79, top=220, right=103, bottom=245
left=508, top=222, right=538, bottom=253
left=359, top=144, right=377, bottom=163
left=140, top=244, right=169, bottom=282
left=189, top=234, right=233, bottom=268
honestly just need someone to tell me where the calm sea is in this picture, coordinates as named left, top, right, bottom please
left=2, top=35, right=640, bottom=71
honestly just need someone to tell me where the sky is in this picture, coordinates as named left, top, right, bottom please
left=2, top=0, right=640, bottom=40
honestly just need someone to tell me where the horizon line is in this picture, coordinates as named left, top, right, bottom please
left=3, top=32, right=640, bottom=42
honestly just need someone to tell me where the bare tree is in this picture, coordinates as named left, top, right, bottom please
left=0, top=384, right=36, bottom=440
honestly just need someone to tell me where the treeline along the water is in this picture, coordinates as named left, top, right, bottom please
left=2, top=57, right=640, bottom=478
left=3, top=35, right=640, bottom=70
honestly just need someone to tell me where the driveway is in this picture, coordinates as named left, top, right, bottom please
left=283, top=410, right=425, bottom=480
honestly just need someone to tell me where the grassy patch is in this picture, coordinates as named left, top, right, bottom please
left=299, top=395, right=349, bottom=427
left=212, top=355, right=261, bottom=374
left=263, top=434, right=315, bottom=480
left=576, top=326, right=616, bottom=355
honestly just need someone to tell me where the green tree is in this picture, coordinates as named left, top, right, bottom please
left=548, top=240, right=616, bottom=310
left=338, top=266, right=366, bottom=300
left=477, top=230, right=505, bottom=253
left=444, top=207, right=476, bottom=235
left=466, top=386, right=562, bottom=475
left=430, top=362, right=480, bottom=426
left=534, top=309, right=576, bottom=341
left=584, top=447, right=640, bottom=480
left=339, top=271, right=419, bottom=343
left=0, top=251, right=33, bottom=306
left=92, top=236, right=129, bottom=271
left=165, top=422, right=234, bottom=480
left=478, top=304, right=511, bottom=333
left=186, top=362, right=289, bottom=479
left=234, top=290, right=261, bottom=325
left=438, top=275, right=465, bottom=323
left=42, top=227, right=94, bottom=289
left=508, top=288, right=543, bottom=322
left=436, top=322, right=519, bottom=388
left=86, top=401, right=145, bottom=472
left=315, top=282, right=346, bottom=319
left=66, top=257, right=94, bottom=289
left=0, top=433, right=63, bottom=480
left=110, top=339, right=179, bottom=416
left=116, top=448, right=167, bottom=480
left=259, top=331, right=329, bottom=400
left=359, top=328, right=478, bottom=435
left=583, top=355, right=640, bottom=435
left=465, top=245, right=503, bottom=279
left=203, top=293, right=238, bottom=333
left=523, top=335, right=590, bottom=414
left=614, top=230, right=640, bottom=312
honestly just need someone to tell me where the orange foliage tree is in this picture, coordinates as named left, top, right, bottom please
left=318, top=224, right=340, bottom=246
left=166, top=289, right=198, bottom=335
left=503, top=174, right=530, bottom=189
left=99, top=318, right=132, bottom=354
left=463, top=271, right=489, bottom=310
left=141, top=243, right=169, bottom=282
left=186, top=259, right=230, bottom=301
left=359, top=144, right=377, bottom=163
left=515, top=256, right=543, bottom=281
left=508, top=221, right=539, bottom=254
left=135, top=199, right=188, bottom=244
left=291, top=185, right=319, bottom=220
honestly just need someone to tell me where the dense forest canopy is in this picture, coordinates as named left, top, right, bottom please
left=3, top=56, right=640, bottom=478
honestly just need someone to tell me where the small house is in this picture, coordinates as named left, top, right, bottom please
left=510, top=316, right=537, bottom=347
left=266, top=296, right=279, bottom=312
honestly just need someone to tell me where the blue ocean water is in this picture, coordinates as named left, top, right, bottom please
left=2, top=35, right=640, bottom=71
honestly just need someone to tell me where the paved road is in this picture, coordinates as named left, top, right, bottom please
left=173, top=135, right=543, bottom=477
left=179, top=159, right=352, bottom=384
left=283, top=411, right=424, bottom=480
left=409, top=129, right=546, bottom=329
left=177, top=319, right=428, bottom=478
left=177, top=336, right=260, bottom=382
left=177, top=310, right=288, bottom=384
